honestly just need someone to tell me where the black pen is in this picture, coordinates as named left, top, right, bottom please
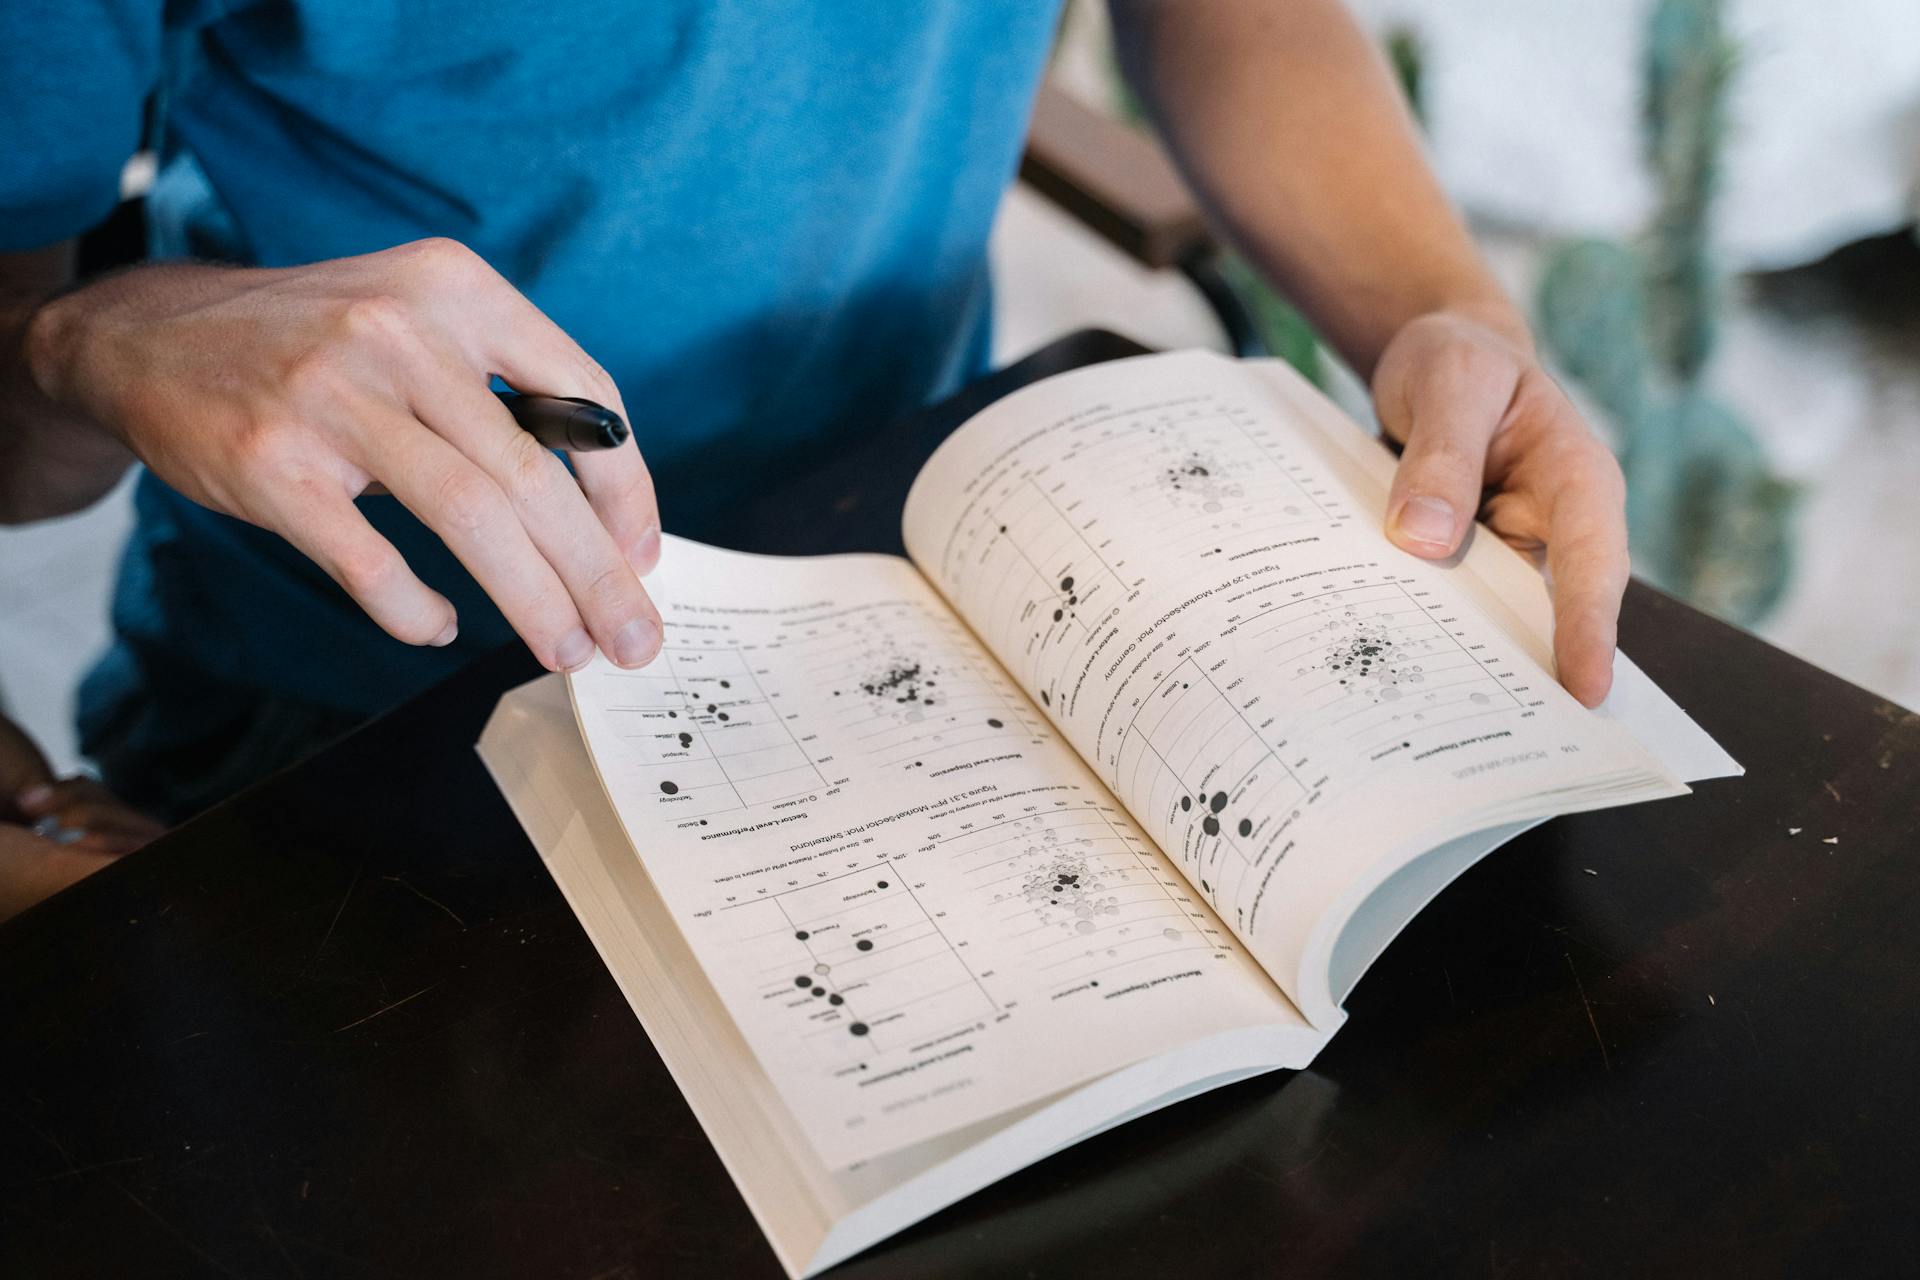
left=495, top=391, right=630, bottom=452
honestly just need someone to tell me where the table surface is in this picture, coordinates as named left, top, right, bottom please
left=5, top=331, right=1918, bottom=1279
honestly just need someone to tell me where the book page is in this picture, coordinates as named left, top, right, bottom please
left=567, top=537, right=1308, bottom=1170
left=902, top=350, right=1685, bottom=1022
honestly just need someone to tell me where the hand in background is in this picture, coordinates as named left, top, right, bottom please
left=1372, top=308, right=1630, bottom=708
left=0, top=714, right=164, bottom=922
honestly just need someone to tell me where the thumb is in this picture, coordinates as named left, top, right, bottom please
left=1380, top=358, right=1516, bottom=559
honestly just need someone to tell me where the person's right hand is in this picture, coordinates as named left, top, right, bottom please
left=25, top=238, right=663, bottom=672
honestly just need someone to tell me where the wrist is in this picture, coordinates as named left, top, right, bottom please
left=1420, top=292, right=1535, bottom=360
left=23, top=261, right=233, bottom=426
left=19, top=272, right=149, bottom=454
left=0, top=277, right=142, bottom=522
left=20, top=284, right=91, bottom=410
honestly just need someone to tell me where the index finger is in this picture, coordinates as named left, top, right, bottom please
left=456, top=264, right=661, bottom=576
left=404, top=369, right=663, bottom=670
left=1542, top=445, right=1630, bottom=707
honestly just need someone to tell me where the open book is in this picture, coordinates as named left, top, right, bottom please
left=477, top=350, right=1739, bottom=1276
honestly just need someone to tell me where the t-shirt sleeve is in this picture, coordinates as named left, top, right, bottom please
left=0, top=2, right=163, bottom=252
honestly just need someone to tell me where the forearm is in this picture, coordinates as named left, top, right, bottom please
left=0, top=244, right=137, bottom=523
left=1110, top=0, right=1527, bottom=377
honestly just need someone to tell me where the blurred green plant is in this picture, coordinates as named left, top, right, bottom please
left=1385, top=26, right=1427, bottom=127
left=1535, top=0, right=1796, bottom=624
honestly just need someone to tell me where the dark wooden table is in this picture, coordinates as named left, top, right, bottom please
left=5, top=331, right=1917, bottom=1279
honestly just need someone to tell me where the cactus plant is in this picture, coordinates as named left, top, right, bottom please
left=1535, top=0, right=1795, bottom=624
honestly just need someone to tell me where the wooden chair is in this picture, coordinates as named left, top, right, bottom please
left=1019, top=81, right=1265, bottom=355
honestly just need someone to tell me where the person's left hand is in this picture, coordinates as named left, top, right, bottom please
left=1370, top=307, right=1629, bottom=708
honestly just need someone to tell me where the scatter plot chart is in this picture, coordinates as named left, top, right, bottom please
left=1143, top=436, right=1262, bottom=519
left=801, top=601, right=1042, bottom=773
left=595, top=645, right=827, bottom=819
left=1159, top=449, right=1243, bottom=510
left=933, top=473, right=1133, bottom=708
left=1028, top=395, right=1341, bottom=559
left=929, top=390, right=1351, bottom=712
left=1018, top=850, right=1121, bottom=935
left=1242, top=573, right=1526, bottom=759
left=1104, top=658, right=1314, bottom=916
left=598, top=596, right=1052, bottom=811
left=1320, top=612, right=1404, bottom=692
left=728, top=860, right=998, bottom=1065
left=939, top=805, right=1225, bottom=991
left=1110, top=399, right=1345, bottom=561
left=850, top=655, right=942, bottom=719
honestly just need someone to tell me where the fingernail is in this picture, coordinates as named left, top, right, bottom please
left=613, top=617, right=661, bottom=668
left=630, top=525, right=662, bottom=578
left=430, top=616, right=459, bottom=647
left=32, top=814, right=81, bottom=843
left=1394, top=495, right=1457, bottom=551
left=555, top=628, right=596, bottom=672
left=17, top=783, right=53, bottom=812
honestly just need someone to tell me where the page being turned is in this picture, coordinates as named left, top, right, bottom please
left=567, top=536, right=1302, bottom=1170
left=903, top=351, right=1685, bottom=1025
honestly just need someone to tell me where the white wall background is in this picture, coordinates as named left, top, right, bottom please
left=1343, top=0, right=1920, bottom=267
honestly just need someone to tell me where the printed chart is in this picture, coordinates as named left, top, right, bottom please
left=1095, top=566, right=1537, bottom=921
left=937, top=804, right=1230, bottom=994
left=931, top=391, right=1350, bottom=710
left=726, top=858, right=998, bottom=1066
left=590, top=599, right=1050, bottom=821
left=802, top=601, right=1043, bottom=776
left=1116, top=398, right=1339, bottom=559
left=935, top=476, right=1132, bottom=712
left=713, top=802, right=1228, bottom=1079
left=1237, top=572, right=1527, bottom=758
left=593, top=644, right=828, bottom=820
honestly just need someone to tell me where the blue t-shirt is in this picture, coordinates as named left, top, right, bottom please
left=1, top=1, right=1057, bottom=722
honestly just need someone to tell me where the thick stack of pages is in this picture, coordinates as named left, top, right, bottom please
left=479, top=352, right=1739, bottom=1276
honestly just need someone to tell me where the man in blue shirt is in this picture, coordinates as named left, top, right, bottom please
left=0, top=1, right=1632, bottom=829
